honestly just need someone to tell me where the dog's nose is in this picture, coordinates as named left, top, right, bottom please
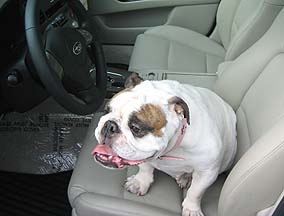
left=101, top=120, right=120, bottom=138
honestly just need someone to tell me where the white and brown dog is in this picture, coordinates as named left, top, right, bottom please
left=92, top=73, right=237, bottom=216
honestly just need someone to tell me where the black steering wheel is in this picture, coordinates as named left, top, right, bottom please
left=25, top=0, right=107, bottom=115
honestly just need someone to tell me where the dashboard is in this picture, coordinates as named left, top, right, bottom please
left=0, top=0, right=81, bottom=114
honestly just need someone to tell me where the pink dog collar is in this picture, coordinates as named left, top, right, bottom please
left=158, top=118, right=188, bottom=161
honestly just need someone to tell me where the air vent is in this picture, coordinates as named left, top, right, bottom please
left=45, top=0, right=66, bottom=19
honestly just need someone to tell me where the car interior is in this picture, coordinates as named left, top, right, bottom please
left=0, top=0, right=284, bottom=216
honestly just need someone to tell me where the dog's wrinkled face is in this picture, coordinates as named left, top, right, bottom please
left=93, top=74, right=188, bottom=169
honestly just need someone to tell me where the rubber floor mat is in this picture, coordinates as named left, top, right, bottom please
left=0, top=171, right=72, bottom=216
left=0, top=112, right=93, bottom=174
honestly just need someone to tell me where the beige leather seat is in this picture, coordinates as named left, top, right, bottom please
left=68, top=6, right=284, bottom=216
left=129, top=0, right=283, bottom=76
left=68, top=8, right=284, bottom=216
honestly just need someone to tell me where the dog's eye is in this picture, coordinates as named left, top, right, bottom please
left=130, top=124, right=141, bottom=134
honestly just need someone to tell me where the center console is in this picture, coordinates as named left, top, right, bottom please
left=105, top=66, right=133, bottom=97
left=105, top=67, right=219, bottom=99
left=138, top=70, right=218, bottom=90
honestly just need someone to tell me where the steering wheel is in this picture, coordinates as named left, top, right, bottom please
left=25, top=0, right=107, bottom=115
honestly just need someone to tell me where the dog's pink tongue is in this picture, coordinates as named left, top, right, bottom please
left=91, top=144, right=117, bottom=156
left=92, top=144, right=144, bottom=168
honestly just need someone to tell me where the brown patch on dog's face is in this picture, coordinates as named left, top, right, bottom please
left=128, top=104, right=167, bottom=138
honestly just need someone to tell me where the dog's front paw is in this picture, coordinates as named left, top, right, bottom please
left=176, top=173, right=192, bottom=189
left=124, top=175, right=152, bottom=196
left=182, top=199, right=204, bottom=216
left=182, top=208, right=204, bottom=216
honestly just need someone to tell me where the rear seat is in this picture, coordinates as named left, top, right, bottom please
left=129, top=0, right=284, bottom=87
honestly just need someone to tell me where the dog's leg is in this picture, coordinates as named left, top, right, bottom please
left=176, top=173, right=192, bottom=189
left=182, top=169, right=219, bottom=216
left=124, top=163, right=154, bottom=196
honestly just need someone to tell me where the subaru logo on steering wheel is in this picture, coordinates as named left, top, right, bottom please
left=73, top=41, right=82, bottom=55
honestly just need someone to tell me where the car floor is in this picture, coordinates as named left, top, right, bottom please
left=0, top=99, right=95, bottom=215
left=0, top=171, right=72, bottom=216
left=0, top=110, right=92, bottom=174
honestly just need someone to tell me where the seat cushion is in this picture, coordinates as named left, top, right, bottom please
left=129, top=25, right=225, bottom=74
left=68, top=112, right=226, bottom=216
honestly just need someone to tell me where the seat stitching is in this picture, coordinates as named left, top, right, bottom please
left=70, top=185, right=88, bottom=206
left=71, top=183, right=182, bottom=214
left=221, top=139, right=284, bottom=215
left=205, top=53, right=208, bottom=73
left=231, top=21, right=238, bottom=38
left=75, top=192, right=180, bottom=216
left=136, top=34, right=224, bottom=72
left=79, top=195, right=150, bottom=216
left=227, top=0, right=245, bottom=47
left=235, top=52, right=282, bottom=111
left=239, top=105, right=252, bottom=147
left=167, top=41, right=171, bottom=71
left=226, top=1, right=266, bottom=60
left=142, top=33, right=225, bottom=58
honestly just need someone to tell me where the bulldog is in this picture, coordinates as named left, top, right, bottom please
left=92, top=73, right=237, bottom=216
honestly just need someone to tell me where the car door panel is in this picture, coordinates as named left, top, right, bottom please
left=88, top=0, right=220, bottom=45
left=89, top=0, right=220, bottom=15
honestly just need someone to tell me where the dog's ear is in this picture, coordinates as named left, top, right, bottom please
left=124, top=72, right=143, bottom=88
left=168, top=96, right=190, bottom=124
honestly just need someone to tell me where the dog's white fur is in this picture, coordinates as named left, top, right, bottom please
left=95, top=80, right=237, bottom=216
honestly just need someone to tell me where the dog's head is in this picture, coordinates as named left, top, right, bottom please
left=93, top=73, right=189, bottom=169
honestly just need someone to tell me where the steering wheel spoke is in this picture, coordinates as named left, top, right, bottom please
left=76, top=83, right=98, bottom=104
left=77, top=28, right=93, bottom=45
left=45, top=50, right=64, bottom=80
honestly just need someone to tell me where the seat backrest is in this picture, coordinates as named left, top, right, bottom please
left=214, top=8, right=284, bottom=216
left=216, top=0, right=284, bottom=61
